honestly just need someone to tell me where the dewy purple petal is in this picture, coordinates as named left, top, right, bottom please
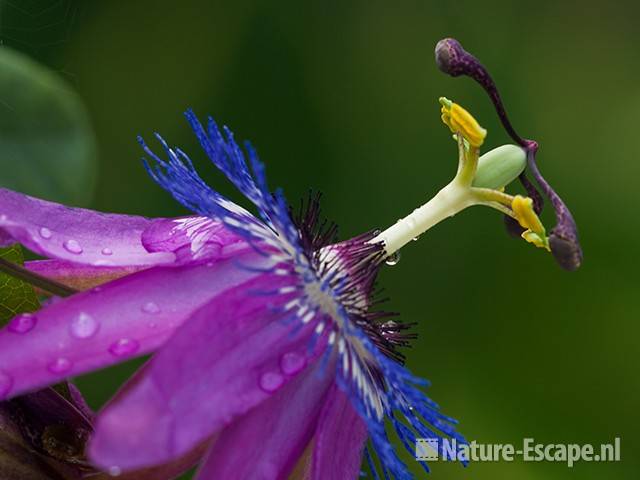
left=197, top=355, right=334, bottom=479
left=0, top=188, right=248, bottom=268
left=89, top=272, right=322, bottom=472
left=0, top=251, right=263, bottom=398
left=141, top=216, right=248, bottom=263
left=0, top=188, right=175, bottom=267
left=311, top=384, right=368, bottom=480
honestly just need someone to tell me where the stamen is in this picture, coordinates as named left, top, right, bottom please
left=439, top=97, right=487, bottom=147
left=512, top=195, right=545, bottom=234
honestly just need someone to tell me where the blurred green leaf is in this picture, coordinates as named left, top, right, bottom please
left=0, top=244, right=39, bottom=326
left=0, top=47, right=97, bottom=206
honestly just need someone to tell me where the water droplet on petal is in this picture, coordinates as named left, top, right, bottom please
left=109, top=338, right=140, bottom=357
left=8, top=313, right=37, bottom=334
left=39, top=227, right=52, bottom=239
left=101, top=247, right=113, bottom=256
left=48, top=357, right=72, bottom=374
left=279, top=352, right=306, bottom=376
left=63, top=239, right=83, bottom=254
left=412, top=235, right=421, bottom=242
left=141, top=302, right=160, bottom=314
left=69, top=312, right=99, bottom=339
left=0, top=371, right=13, bottom=399
left=259, top=371, right=284, bottom=393
left=108, top=466, right=122, bottom=477
left=385, top=251, right=401, bottom=266
left=92, top=260, right=112, bottom=266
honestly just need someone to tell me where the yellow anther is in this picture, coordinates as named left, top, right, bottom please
left=439, top=97, right=487, bottom=147
left=512, top=195, right=550, bottom=251
left=512, top=196, right=543, bottom=232
left=522, top=231, right=549, bottom=250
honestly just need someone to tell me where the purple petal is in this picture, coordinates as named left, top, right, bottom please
left=89, top=273, right=326, bottom=472
left=0, top=229, right=13, bottom=248
left=311, top=384, right=368, bottom=480
left=0, top=251, right=265, bottom=399
left=142, top=216, right=247, bottom=263
left=0, top=188, right=174, bottom=266
left=67, top=381, right=95, bottom=421
left=196, top=358, right=334, bottom=480
left=91, top=439, right=210, bottom=480
left=26, top=259, right=143, bottom=292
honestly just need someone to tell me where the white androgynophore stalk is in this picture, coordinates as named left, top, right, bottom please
left=372, top=181, right=474, bottom=256
left=372, top=142, right=528, bottom=257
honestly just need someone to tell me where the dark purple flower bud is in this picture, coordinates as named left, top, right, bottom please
left=0, top=386, right=91, bottom=479
left=1, top=385, right=192, bottom=480
left=7, top=386, right=93, bottom=464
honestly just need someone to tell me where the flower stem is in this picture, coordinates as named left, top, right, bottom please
left=0, top=257, right=77, bottom=297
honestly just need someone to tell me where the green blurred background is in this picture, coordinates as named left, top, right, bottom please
left=1, top=0, right=638, bottom=478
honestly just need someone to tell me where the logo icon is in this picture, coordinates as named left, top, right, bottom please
left=416, top=438, right=439, bottom=461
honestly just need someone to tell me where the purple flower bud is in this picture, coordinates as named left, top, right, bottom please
left=0, top=385, right=92, bottom=479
